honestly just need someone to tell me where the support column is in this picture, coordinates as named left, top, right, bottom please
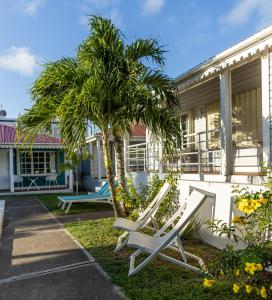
left=96, top=137, right=102, bottom=179
left=9, top=148, right=14, bottom=193
left=68, top=170, right=73, bottom=190
left=220, top=71, right=232, bottom=176
left=89, top=142, right=94, bottom=176
left=158, top=139, right=163, bottom=174
left=123, top=134, right=128, bottom=174
left=261, top=50, right=270, bottom=167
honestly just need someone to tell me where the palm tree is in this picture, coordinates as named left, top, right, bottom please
left=17, top=16, right=180, bottom=217
left=77, top=17, right=181, bottom=198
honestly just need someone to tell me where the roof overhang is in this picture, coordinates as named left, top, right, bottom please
left=176, top=26, right=272, bottom=92
left=0, top=143, right=63, bottom=149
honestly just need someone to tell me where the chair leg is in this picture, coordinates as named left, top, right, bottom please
left=128, top=250, right=156, bottom=276
left=176, top=237, right=187, bottom=263
left=65, top=202, right=72, bottom=214
left=114, top=232, right=128, bottom=252
left=61, top=202, right=66, bottom=210
left=158, top=253, right=203, bottom=273
left=58, top=200, right=62, bottom=208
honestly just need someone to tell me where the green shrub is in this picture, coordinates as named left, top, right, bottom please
left=204, top=181, right=272, bottom=299
left=116, top=173, right=180, bottom=226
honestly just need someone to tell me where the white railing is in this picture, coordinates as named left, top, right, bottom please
left=126, top=129, right=222, bottom=174
left=126, top=143, right=158, bottom=172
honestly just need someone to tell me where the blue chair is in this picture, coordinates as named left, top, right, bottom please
left=58, top=181, right=112, bottom=214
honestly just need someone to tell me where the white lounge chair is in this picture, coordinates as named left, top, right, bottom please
left=126, top=189, right=207, bottom=276
left=113, top=182, right=172, bottom=252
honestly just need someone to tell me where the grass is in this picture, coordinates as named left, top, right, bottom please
left=65, top=217, right=236, bottom=300
left=37, top=193, right=112, bottom=216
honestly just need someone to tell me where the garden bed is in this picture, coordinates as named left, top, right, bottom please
left=65, top=217, right=238, bottom=300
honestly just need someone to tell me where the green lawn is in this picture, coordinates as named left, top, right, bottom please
left=37, top=193, right=112, bottom=215
left=65, top=217, right=238, bottom=300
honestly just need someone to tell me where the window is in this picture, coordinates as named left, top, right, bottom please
left=180, top=114, right=189, bottom=149
left=232, top=88, right=262, bottom=147
left=18, top=151, right=57, bottom=175
left=206, top=101, right=221, bottom=149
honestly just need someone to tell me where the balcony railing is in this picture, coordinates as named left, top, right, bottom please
left=126, top=129, right=222, bottom=174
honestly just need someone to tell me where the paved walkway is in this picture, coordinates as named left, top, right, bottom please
left=0, top=196, right=123, bottom=300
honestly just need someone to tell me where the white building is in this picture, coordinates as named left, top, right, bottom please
left=125, top=26, right=272, bottom=249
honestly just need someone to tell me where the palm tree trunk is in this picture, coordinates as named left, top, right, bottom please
left=113, top=127, right=129, bottom=216
left=101, top=129, right=120, bottom=217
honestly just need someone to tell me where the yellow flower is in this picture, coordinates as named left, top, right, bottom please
left=235, top=269, right=240, bottom=277
left=237, top=198, right=265, bottom=214
left=245, top=285, right=252, bottom=294
left=203, top=278, right=215, bottom=288
left=255, top=263, right=263, bottom=271
left=258, top=197, right=268, bottom=205
left=232, top=216, right=246, bottom=225
left=260, top=287, right=267, bottom=299
left=244, top=262, right=263, bottom=275
left=233, top=283, right=240, bottom=294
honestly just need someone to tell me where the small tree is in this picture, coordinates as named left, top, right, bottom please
left=61, top=150, right=90, bottom=195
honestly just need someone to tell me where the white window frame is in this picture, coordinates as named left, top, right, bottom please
left=18, top=151, right=57, bottom=176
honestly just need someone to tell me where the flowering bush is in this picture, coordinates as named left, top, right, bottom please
left=204, top=183, right=272, bottom=299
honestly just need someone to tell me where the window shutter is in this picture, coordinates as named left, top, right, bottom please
left=232, top=88, right=262, bottom=147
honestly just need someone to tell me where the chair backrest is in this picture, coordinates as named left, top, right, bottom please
left=137, top=182, right=172, bottom=225
left=96, top=181, right=109, bottom=195
left=46, top=174, right=58, bottom=181
left=159, top=190, right=206, bottom=249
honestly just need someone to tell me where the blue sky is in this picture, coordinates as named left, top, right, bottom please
left=0, top=0, right=271, bottom=117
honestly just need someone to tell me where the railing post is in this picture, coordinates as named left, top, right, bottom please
left=123, top=134, right=128, bottom=173
left=198, top=133, right=201, bottom=174
left=158, top=139, right=163, bottom=174
left=220, top=70, right=232, bottom=176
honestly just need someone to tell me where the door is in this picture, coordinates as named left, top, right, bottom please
left=0, top=151, right=9, bottom=190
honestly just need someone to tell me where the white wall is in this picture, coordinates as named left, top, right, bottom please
left=129, top=171, right=265, bottom=249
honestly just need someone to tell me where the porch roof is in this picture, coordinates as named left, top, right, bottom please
left=0, top=124, right=63, bottom=149
left=175, top=25, right=272, bottom=91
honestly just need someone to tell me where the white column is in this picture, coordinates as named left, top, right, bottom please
left=261, top=51, right=270, bottom=166
left=96, top=137, right=102, bottom=179
left=158, top=139, right=163, bottom=174
left=123, top=134, right=128, bottom=174
left=9, top=148, right=14, bottom=192
left=220, top=71, right=232, bottom=176
left=89, top=142, right=93, bottom=176
left=68, top=170, right=73, bottom=190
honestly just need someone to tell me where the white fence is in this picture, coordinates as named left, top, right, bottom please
left=126, top=129, right=222, bottom=174
left=126, top=129, right=265, bottom=175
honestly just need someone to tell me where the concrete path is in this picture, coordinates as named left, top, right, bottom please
left=0, top=196, right=123, bottom=300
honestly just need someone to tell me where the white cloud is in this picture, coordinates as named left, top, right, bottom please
left=8, top=0, right=46, bottom=15
left=142, top=0, right=165, bottom=15
left=0, top=46, right=38, bottom=76
left=219, top=0, right=272, bottom=29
